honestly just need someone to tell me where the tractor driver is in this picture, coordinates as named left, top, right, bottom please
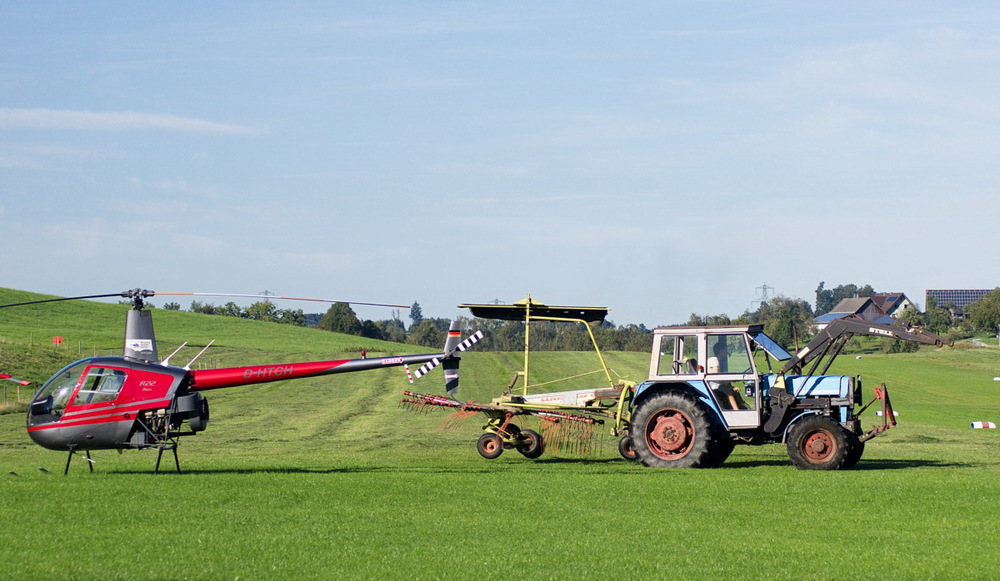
left=707, top=340, right=748, bottom=410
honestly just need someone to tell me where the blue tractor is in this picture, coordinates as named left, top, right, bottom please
left=627, top=318, right=950, bottom=469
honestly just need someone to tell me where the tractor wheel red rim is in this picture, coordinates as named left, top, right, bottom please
left=645, top=410, right=694, bottom=459
left=802, top=430, right=836, bottom=462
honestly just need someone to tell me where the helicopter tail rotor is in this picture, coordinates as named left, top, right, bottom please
left=413, top=321, right=483, bottom=394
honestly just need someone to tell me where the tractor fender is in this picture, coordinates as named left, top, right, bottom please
left=780, top=411, right=824, bottom=443
left=631, top=381, right=726, bottom=429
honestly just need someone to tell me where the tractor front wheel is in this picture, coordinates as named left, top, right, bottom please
left=786, top=415, right=849, bottom=470
left=477, top=433, right=504, bottom=459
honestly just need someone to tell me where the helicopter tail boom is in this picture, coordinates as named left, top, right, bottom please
left=189, top=321, right=482, bottom=393
left=189, top=353, right=450, bottom=391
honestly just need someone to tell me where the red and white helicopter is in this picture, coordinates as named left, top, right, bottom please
left=4, top=289, right=480, bottom=474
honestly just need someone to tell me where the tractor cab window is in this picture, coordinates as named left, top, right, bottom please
left=749, top=331, right=792, bottom=362
left=659, top=334, right=698, bottom=375
left=707, top=335, right=752, bottom=374
left=72, top=367, right=127, bottom=405
left=706, top=334, right=755, bottom=410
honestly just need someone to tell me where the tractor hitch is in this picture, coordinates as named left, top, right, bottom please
left=858, top=383, right=896, bottom=443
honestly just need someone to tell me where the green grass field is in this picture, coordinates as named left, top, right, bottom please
left=2, top=289, right=1000, bottom=579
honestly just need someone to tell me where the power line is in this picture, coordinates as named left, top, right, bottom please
left=752, top=283, right=774, bottom=309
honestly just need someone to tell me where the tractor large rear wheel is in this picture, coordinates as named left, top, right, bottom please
left=786, top=415, right=849, bottom=470
left=631, top=392, right=713, bottom=468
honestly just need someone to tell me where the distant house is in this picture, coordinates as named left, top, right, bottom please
left=870, top=292, right=917, bottom=318
left=813, top=297, right=893, bottom=330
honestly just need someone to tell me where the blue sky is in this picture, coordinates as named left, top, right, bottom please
left=2, top=2, right=999, bottom=327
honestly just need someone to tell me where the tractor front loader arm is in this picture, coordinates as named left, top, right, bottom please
left=763, top=318, right=949, bottom=435
left=780, top=317, right=951, bottom=376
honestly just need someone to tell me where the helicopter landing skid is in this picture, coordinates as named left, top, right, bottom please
left=62, top=442, right=181, bottom=475
left=153, top=440, right=181, bottom=474
left=133, top=414, right=183, bottom=474
left=63, top=446, right=94, bottom=476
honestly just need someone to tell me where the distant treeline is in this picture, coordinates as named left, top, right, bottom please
left=161, top=281, right=1000, bottom=351
left=160, top=299, right=653, bottom=351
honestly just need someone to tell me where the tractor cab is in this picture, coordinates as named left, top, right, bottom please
left=645, top=325, right=792, bottom=428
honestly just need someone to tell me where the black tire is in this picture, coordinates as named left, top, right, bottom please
left=702, top=428, right=735, bottom=468
left=618, top=436, right=637, bottom=461
left=843, top=430, right=865, bottom=468
left=516, top=429, right=544, bottom=459
left=630, top=392, right=713, bottom=468
left=477, top=432, right=504, bottom=459
left=503, top=424, right=521, bottom=448
left=786, top=415, right=849, bottom=470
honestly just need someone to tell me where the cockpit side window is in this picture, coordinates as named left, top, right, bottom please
left=30, top=360, right=90, bottom=418
left=72, top=367, right=128, bottom=405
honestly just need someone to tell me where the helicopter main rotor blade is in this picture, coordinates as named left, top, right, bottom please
left=1, top=374, right=31, bottom=386
left=0, top=293, right=126, bottom=309
left=1, top=289, right=408, bottom=309
left=153, top=292, right=409, bottom=309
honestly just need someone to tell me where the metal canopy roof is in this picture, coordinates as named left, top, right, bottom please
left=458, top=297, right=609, bottom=323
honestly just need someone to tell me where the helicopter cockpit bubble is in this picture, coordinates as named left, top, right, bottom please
left=27, top=359, right=93, bottom=425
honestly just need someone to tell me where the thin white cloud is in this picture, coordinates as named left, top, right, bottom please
left=424, top=162, right=531, bottom=178
left=0, top=154, right=40, bottom=168
left=521, top=223, right=646, bottom=247
left=0, top=108, right=262, bottom=135
left=243, top=248, right=361, bottom=273
left=170, top=233, right=232, bottom=256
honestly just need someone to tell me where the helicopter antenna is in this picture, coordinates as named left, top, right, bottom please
left=184, top=340, right=216, bottom=370
left=159, top=342, right=189, bottom=367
